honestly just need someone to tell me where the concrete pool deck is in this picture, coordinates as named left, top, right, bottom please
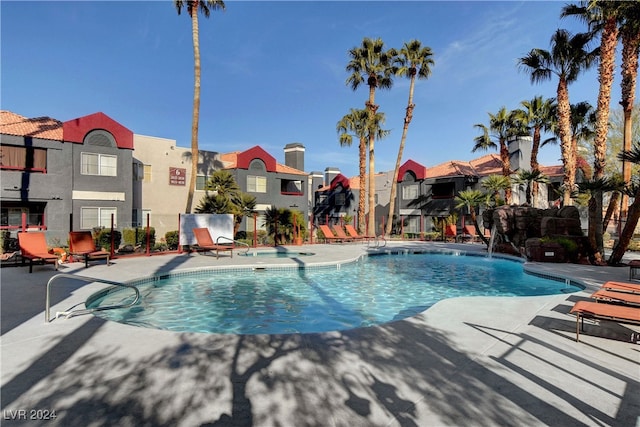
left=1, top=241, right=639, bottom=426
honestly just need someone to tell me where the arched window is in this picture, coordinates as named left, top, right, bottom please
left=83, top=129, right=116, bottom=147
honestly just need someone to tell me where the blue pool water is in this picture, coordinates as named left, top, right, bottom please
left=87, top=252, right=583, bottom=335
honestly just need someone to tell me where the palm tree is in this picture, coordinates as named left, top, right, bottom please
left=195, top=170, right=255, bottom=237
left=480, top=174, right=511, bottom=207
left=336, top=108, right=390, bottom=234
left=513, top=169, right=550, bottom=207
left=602, top=173, right=624, bottom=232
left=563, top=1, right=625, bottom=260
left=472, top=107, right=525, bottom=204
left=618, top=3, right=640, bottom=233
left=512, top=96, right=557, bottom=204
left=204, top=169, right=240, bottom=200
left=519, top=29, right=598, bottom=206
left=346, top=37, right=397, bottom=237
left=385, top=40, right=434, bottom=237
left=609, top=142, right=640, bottom=265
left=174, top=0, right=226, bottom=214
left=454, top=189, right=491, bottom=245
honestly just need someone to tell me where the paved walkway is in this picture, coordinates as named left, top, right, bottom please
left=1, top=242, right=639, bottom=426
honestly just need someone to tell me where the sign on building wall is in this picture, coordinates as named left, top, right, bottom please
left=169, top=167, right=186, bottom=186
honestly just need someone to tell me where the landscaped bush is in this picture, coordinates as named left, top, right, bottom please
left=123, top=227, right=156, bottom=247
left=95, top=229, right=121, bottom=251
left=165, top=230, right=179, bottom=250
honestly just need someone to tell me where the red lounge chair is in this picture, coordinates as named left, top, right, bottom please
left=345, top=224, right=370, bottom=241
left=444, top=224, right=457, bottom=242
left=570, top=301, right=640, bottom=342
left=591, top=289, right=640, bottom=306
left=69, top=231, right=110, bottom=268
left=602, top=281, right=640, bottom=294
left=17, top=232, right=59, bottom=273
left=331, top=225, right=355, bottom=242
left=318, top=225, right=343, bottom=243
left=192, top=228, right=234, bottom=258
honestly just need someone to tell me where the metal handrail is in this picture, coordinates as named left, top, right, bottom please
left=216, top=236, right=250, bottom=254
left=45, top=273, right=140, bottom=322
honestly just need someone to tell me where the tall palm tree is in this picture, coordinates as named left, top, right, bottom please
left=513, top=169, right=551, bottom=207
left=385, top=39, right=434, bottom=237
left=480, top=174, right=511, bottom=207
left=563, top=1, right=623, bottom=261
left=175, top=0, right=226, bottom=214
left=512, top=96, right=557, bottom=205
left=618, top=2, right=640, bottom=232
left=519, top=29, right=598, bottom=206
left=346, top=37, right=397, bottom=237
left=472, top=107, right=525, bottom=204
left=454, top=189, right=491, bottom=245
left=609, top=143, right=640, bottom=265
left=602, top=173, right=624, bottom=232
left=336, top=108, right=390, bottom=234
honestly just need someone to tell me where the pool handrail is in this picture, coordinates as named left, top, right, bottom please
left=216, top=236, right=250, bottom=255
left=45, top=273, right=140, bottom=323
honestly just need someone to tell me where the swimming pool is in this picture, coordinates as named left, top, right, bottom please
left=87, top=251, right=583, bottom=335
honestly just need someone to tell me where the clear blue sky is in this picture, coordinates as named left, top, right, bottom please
left=2, top=1, right=616, bottom=178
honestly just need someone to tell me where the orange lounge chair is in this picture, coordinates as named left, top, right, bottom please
left=570, top=301, right=640, bottom=342
left=444, top=224, right=457, bottom=242
left=69, top=231, right=110, bottom=268
left=591, top=289, right=640, bottom=306
left=602, top=281, right=640, bottom=294
left=331, top=225, right=355, bottom=242
left=17, top=232, right=59, bottom=273
left=318, top=224, right=343, bottom=243
left=345, top=224, right=370, bottom=241
left=192, top=228, right=234, bottom=258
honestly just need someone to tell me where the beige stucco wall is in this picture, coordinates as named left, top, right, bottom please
left=133, top=134, right=212, bottom=239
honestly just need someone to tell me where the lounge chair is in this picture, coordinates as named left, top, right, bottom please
left=570, top=300, right=640, bottom=342
left=331, top=225, right=355, bottom=242
left=591, top=289, right=640, bottom=306
left=459, top=225, right=478, bottom=243
left=17, top=232, right=59, bottom=273
left=192, top=228, right=234, bottom=258
left=345, top=224, right=370, bottom=241
left=318, top=224, right=343, bottom=243
left=602, top=281, right=640, bottom=294
left=444, top=224, right=457, bottom=242
left=69, top=231, right=110, bottom=268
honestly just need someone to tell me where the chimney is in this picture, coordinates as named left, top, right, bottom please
left=508, top=135, right=532, bottom=172
left=324, top=167, right=340, bottom=186
left=284, top=142, right=305, bottom=171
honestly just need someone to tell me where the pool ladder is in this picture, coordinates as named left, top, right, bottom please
left=216, top=236, right=251, bottom=255
left=45, top=273, right=140, bottom=323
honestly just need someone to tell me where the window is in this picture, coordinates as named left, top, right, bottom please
left=81, top=153, right=117, bottom=176
left=247, top=175, right=267, bottom=193
left=281, top=179, right=303, bottom=195
left=196, top=175, right=207, bottom=191
left=81, top=207, right=117, bottom=229
left=143, top=165, right=152, bottom=183
left=0, top=145, right=47, bottom=172
left=432, top=183, right=455, bottom=199
left=402, top=184, right=419, bottom=200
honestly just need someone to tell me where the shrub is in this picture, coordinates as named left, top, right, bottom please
left=95, top=229, right=121, bottom=251
left=123, top=227, right=156, bottom=247
left=165, top=230, right=179, bottom=250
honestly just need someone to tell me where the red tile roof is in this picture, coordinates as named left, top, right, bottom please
left=0, top=110, right=63, bottom=141
left=220, top=150, right=307, bottom=176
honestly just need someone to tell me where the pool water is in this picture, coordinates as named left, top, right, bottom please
left=87, top=252, right=582, bottom=335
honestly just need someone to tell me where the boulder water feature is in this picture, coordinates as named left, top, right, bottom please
left=483, top=205, right=590, bottom=263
